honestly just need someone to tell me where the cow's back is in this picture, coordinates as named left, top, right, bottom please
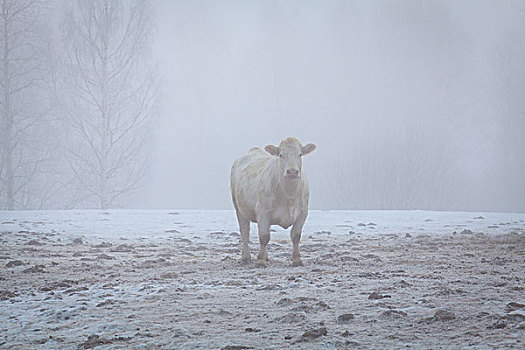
left=230, top=147, right=277, bottom=222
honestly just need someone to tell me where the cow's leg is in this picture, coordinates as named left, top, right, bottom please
left=290, top=212, right=307, bottom=267
left=256, top=217, right=271, bottom=267
left=237, top=214, right=251, bottom=264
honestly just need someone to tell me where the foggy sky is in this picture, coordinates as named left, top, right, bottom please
left=138, top=0, right=525, bottom=212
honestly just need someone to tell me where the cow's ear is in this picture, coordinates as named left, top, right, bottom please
left=301, top=143, right=316, bottom=156
left=265, top=145, right=280, bottom=156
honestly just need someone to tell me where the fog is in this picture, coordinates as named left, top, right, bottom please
left=143, top=0, right=525, bottom=212
left=1, top=0, right=524, bottom=212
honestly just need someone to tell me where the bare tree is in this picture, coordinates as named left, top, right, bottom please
left=63, top=0, right=158, bottom=209
left=0, top=0, right=52, bottom=210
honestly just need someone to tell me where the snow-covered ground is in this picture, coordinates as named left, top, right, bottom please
left=1, top=210, right=524, bottom=349
left=1, top=209, right=524, bottom=242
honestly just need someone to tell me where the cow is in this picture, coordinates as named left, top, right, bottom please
left=230, top=137, right=316, bottom=267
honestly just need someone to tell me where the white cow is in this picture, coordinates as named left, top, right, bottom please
left=230, top=137, right=316, bottom=267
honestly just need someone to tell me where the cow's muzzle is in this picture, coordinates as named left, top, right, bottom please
left=285, top=169, right=300, bottom=179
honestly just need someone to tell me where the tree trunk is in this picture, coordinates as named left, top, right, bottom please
left=2, top=18, right=14, bottom=210
left=5, top=127, right=14, bottom=210
left=99, top=8, right=109, bottom=210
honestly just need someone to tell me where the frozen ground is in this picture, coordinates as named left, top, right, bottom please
left=0, top=209, right=524, bottom=349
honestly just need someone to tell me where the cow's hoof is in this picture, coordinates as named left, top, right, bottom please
left=240, top=257, right=251, bottom=265
left=255, top=260, right=267, bottom=268
left=292, top=260, right=304, bottom=267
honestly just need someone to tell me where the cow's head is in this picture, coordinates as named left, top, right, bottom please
left=265, top=137, right=316, bottom=181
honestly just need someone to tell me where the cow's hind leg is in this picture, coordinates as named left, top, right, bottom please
left=256, top=218, right=271, bottom=267
left=236, top=213, right=251, bottom=264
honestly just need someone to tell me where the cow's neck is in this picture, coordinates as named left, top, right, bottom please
left=279, top=178, right=301, bottom=200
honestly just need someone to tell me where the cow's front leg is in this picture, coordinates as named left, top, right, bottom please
left=256, top=217, right=271, bottom=267
left=290, top=212, right=307, bottom=267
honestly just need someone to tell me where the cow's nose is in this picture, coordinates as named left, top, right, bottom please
left=286, top=169, right=299, bottom=176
